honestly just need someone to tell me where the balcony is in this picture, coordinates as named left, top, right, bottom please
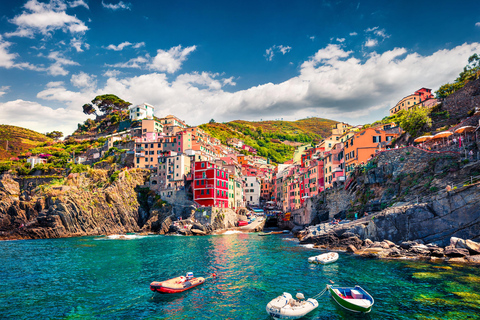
left=135, top=153, right=145, bottom=157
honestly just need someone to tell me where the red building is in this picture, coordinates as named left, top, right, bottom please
left=192, top=161, right=229, bottom=208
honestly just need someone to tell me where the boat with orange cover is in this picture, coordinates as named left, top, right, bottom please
left=150, top=272, right=205, bottom=294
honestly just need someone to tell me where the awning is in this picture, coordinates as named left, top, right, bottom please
left=414, top=135, right=434, bottom=143
left=454, top=126, right=476, bottom=134
left=432, top=131, right=453, bottom=139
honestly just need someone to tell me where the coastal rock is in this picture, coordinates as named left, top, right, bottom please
left=191, top=228, right=206, bottom=235
left=0, top=175, right=20, bottom=197
left=466, top=255, right=480, bottom=263
left=339, top=236, right=363, bottom=248
left=399, top=241, right=418, bottom=250
left=363, top=239, right=373, bottom=247
left=346, top=244, right=357, bottom=252
left=444, top=246, right=469, bottom=257
left=383, top=240, right=395, bottom=248
left=447, top=257, right=468, bottom=264
left=465, top=240, right=480, bottom=255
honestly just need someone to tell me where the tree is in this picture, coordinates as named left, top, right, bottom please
left=45, top=131, right=63, bottom=140
left=82, top=103, right=97, bottom=116
left=91, top=94, right=131, bottom=115
left=398, top=108, right=432, bottom=137
left=209, top=119, right=216, bottom=123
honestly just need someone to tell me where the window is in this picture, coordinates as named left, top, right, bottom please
left=201, top=190, right=204, bottom=195
left=196, top=180, right=199, bottom=186
left=201, top=180, right=204, bottom=185
left=207, top=189, right=210, bottom=195
left=150, top=144, right=154, bottom=148
left=251, top=183, right=253, bottom=187
left=201, top=163, right=205, bottom=168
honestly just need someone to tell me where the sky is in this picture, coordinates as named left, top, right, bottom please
left=0, top=0, right=480, bottom=136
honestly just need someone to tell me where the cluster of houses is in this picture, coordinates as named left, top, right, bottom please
left=56, top=87, right=446, bottom=213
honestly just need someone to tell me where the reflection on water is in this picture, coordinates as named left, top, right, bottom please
left=1, top=234, right=480, bottom=319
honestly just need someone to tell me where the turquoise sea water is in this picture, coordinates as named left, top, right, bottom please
left=1, top=232, right=480, bottom=320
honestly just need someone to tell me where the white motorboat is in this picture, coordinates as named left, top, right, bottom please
left=266, top=292, right=318, bottom=320
left=308, top=252, right=339, bottom=264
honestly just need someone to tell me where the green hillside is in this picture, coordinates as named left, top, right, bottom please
left=200, top=117, right=338, bottom=163
left=0, top=125, right=53, bottom=161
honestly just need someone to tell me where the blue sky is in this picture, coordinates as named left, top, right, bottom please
left=0, top=0, right=480, bottom=135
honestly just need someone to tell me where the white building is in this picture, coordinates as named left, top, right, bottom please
left=26, top=157, right=47, bottom=169
left=129, top=103, right=155, bottom=121
left=243, top=176, right=261, bottom=207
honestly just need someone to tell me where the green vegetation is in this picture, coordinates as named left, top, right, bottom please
left=435, top=53, right=480, bottom=98
left=0, top=125, right=53, bottom=161
left=200, top=117, right=337, bottom=163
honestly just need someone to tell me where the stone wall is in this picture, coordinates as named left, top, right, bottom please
left=194, top=207, right=237, bottom=230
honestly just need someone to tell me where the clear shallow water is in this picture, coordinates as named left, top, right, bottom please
left=1, top=233, right=480, bottom=320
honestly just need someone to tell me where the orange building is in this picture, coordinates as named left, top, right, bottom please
left=344, top=127, right=399, bottom=174
left=389, top=88, right=435, bottom=115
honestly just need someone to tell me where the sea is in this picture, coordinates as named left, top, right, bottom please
left=1, top=232, right=479, bottom=319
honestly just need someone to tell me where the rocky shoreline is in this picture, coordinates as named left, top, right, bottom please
left=297, top=221, right=480, bottom=265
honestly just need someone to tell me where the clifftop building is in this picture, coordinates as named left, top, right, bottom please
left=129, top=103, right=155, bottom=121
left=390, top=88, right=435, bottom=116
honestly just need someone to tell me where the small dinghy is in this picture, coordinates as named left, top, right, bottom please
left=308, top=252, right=339, bottom=264
left=327, top=284, right=374, bottom=313
left=150, top=272, right=205, bottom=294
left=266, top=292, right=318, bottom=319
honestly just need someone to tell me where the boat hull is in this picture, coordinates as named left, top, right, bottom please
left=327, top=285, right=373, bottom=313
left=266, top=293, right=318, bottom=319
left=150, top=276, right=205, bottom=294
left=308, top=252, right=339, bottom=265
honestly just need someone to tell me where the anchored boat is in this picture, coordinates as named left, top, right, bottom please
left=266, top=292, right=318, bottom=319
left=308, top=252, right=339, bottom=264
left=150, top=272, right=205, bottom=294
left=327, top=284, right=374, bottom=313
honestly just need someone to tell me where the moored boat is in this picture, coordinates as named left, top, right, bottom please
left=308, top=252, right=339, bottom=264
left=258, top=231, right=285, bottom=236
left=327, top=284, right=374, bottom=313
left=150, top=272, right=205, bottom=294
left=266, top=292, right=318, bottom=320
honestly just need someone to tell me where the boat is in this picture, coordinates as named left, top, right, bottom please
left=266, top=292, right=319, bottom=319
left=327, top=284, right=374, bottom=313
left=150, top=272, right=205, bottom=294
left=258, top=231, right=284, bottom=236
left=308, top=252, right=339, bottom=264
left=238, top=220, right=248, bottom=227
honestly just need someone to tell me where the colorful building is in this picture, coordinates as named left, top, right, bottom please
left=192, top=161, right=229, bottom=208
left=390, top=88, right=435, bottom=115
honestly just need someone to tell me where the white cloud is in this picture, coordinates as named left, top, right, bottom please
left=365, top=26, right=379, bottom=32
left=364, top=39, right=378, bottom=47
left=103, top=69, right=121, bottom=77
left=350, top=32, right=358, bottom=36
left=71, top=38, right=89, bottom=52
left=69, top=0, right=89, bottom=9
left=373, top=29, right=390, bottom=39
left=476, top=22, right=480, bottom=27
left=5, top=0, right=88, bottom=38
left=102, top=1, right=131, bottom=10
left=150, top=45, right=196, bottom=73
left=0, top=36, right=17, bottom=68
left=0, top=35, right=46, bottom=71
left=105, top=41, right=144, bottom=51
left=0, top=99, right=88, bottom=134
left=9, top=42, right=480, bottom=136
left=264, top=45, right=292, bottom=61
left=336, top=38, right=345, bottom=43
left=108, top=56, right=149, bottom=69
left=71, top=72, right=96, bottom=89
left=46, top=51, right=79, bottom=76
left=309, top=36, right=315, bottom=41
left=0, top=86, right=10, bottom=97
left=106, top=41, right=131, bottom=51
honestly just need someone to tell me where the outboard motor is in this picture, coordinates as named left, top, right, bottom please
left=186, top=272, right=194, bottom=280
left=296, top=293, right=305, bottom=300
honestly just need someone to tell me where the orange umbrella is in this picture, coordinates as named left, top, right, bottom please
left=432, top=131, right=453, bottom=139
left=414, top=135, right=434, bottom=143
left=454, top=126, right=475, bottom=134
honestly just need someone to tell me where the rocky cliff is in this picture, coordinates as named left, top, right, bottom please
left=0, top=169, right=155, bottom=240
